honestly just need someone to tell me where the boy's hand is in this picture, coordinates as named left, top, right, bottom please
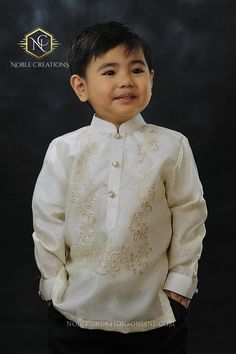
left=164, top=290, right=191, bottom=309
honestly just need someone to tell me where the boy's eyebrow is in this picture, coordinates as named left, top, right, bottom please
left=97, top=59, right=147, bottom=72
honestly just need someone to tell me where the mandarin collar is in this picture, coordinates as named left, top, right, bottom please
left=90, top=113, right=147, bottom=135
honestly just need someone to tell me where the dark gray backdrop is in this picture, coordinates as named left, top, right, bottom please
left=1, top=0, right=235, bottom=353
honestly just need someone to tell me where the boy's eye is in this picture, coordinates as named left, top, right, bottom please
left=102, top=68, right=144, bottom=76
left=133, top=68, right=144, bottom=74
left=102, top=70, right=115, bottom=76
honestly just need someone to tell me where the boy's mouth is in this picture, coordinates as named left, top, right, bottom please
left=114, top=93, right=137, bottom=102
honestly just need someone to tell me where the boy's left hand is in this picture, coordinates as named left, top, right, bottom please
left=164, top=290, right=191, bottom=309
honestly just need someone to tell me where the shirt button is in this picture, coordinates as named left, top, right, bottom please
left=112, top=160, right=119, bottom=167
left=114, top=133, right=121, bottom=139
left=108, top=191, right=115, bottom=198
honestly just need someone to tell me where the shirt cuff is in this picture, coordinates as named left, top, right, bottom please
left=38, top=277, right=56, bottom=301
left=163, top=271, right=198, bottom=299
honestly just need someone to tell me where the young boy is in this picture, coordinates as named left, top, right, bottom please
left=32, top=21, right=207, bottom=354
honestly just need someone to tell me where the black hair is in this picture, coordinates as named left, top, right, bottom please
left=67, top=21, right=153, bottom=78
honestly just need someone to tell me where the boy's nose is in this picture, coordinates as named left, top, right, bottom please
left=118, top=74, right=134, bottom=88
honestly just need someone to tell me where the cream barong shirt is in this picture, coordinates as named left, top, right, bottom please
left=32, top=113, right=207, bottom=333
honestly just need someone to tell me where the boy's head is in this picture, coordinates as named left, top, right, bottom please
left=67, top=21, right=154, bottom=127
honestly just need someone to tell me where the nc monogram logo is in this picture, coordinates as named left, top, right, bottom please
left=18, top=27, right=60, bottom=59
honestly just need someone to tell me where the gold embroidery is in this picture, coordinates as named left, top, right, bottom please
left=127, top=126, right=158, bottom=275
left=92, top=245, right=131, bottom=276
left=78, top=242, right=152, bottom=278
left=127, top=185, right=156, bottom=275
left=72, top=126, right=158, bottom=278
left=137, top=126, right=158, bottom=164
left=70, top=132, right=98, bottom=248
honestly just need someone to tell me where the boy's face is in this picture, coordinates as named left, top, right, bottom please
left=70, top=44, right=154, bottom=128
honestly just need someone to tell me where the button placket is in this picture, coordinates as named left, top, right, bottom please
left=105, top=133, right=124, bottom=230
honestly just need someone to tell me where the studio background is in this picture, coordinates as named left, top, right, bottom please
left=1, top=1, right=235, bottom=353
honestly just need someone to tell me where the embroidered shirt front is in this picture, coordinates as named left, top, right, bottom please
left=32, top=113, right=207, bottom=333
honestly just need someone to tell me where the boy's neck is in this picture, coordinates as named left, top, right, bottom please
left=96, top=114, right=136, bottom=132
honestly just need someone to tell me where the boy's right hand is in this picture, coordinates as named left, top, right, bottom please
left=164, top=290, right=190, bottom=309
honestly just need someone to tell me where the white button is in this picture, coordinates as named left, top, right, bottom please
left=112, top=160, right=119, bottom=167
left=108, top=191, right=115, bottom=198
left=114, top=133, right=121, bottom=139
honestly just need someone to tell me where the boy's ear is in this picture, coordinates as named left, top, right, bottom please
left=70, top=74, right=88, bottom=102
left=150, top=69, right=155, bottom=88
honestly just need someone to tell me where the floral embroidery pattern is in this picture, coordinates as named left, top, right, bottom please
left=137, top=126, right=158, bottom=164
left=127, top=130, right=158, bottom=275
left=72, top=126, right=159, bottom=278
left=70, top=132, right=98, bottom=248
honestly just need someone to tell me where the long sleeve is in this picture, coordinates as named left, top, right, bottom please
left=32, top=139, right=67, bottom=301
left=163, top=135, right=208, bottom=299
